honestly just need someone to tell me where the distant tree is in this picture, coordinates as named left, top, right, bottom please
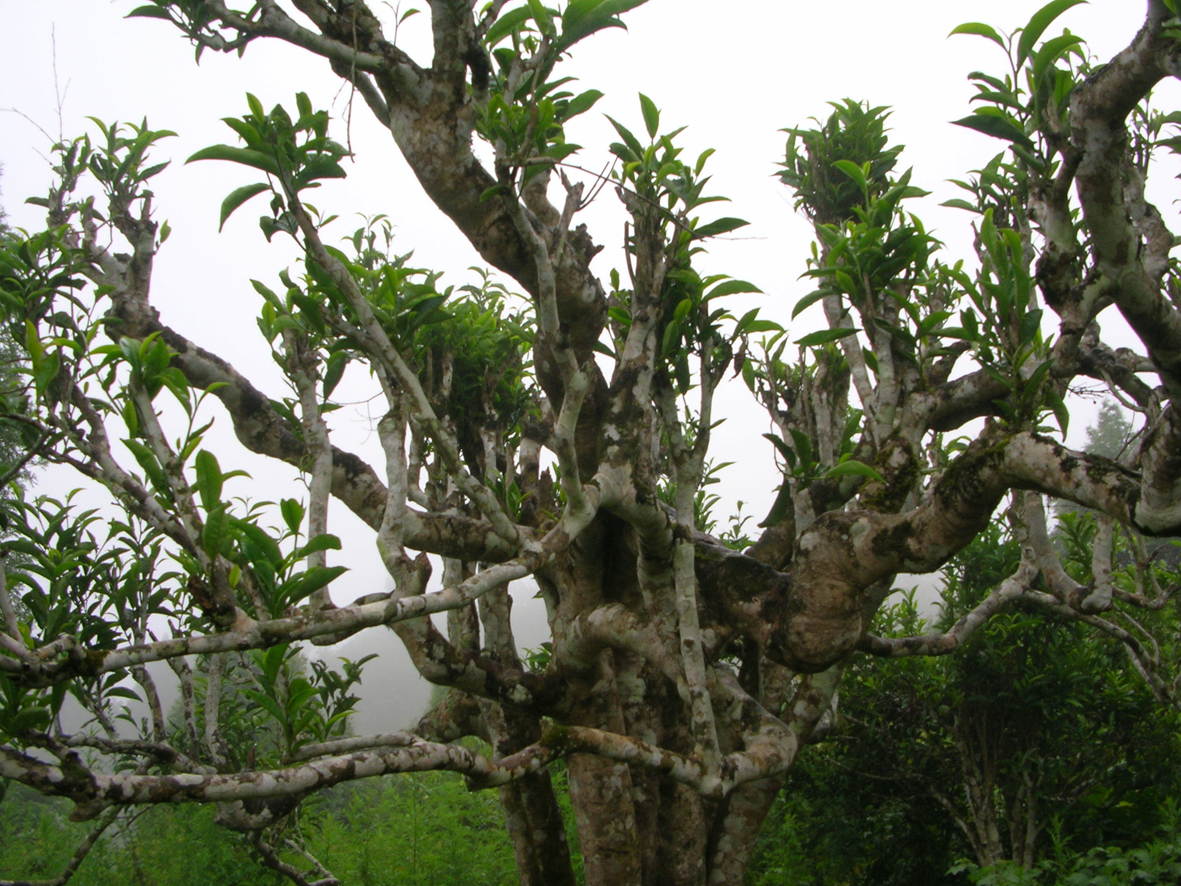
left=751, top=502, right=1181, bottom=884
left=3, top=3, right=1181, bottom=886
left=0, top=768, right=534, bottom=886
left=750, top=520, right=1180, bottom=885
left=1084, top=399, right=1133, bottom=461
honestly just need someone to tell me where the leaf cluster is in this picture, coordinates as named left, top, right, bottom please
left=187, top=93, right=349, bottom=237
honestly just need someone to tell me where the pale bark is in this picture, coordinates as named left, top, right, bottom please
left=5, top=3, right=1181, bottom=885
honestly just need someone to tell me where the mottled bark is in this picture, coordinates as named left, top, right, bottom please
left=7, top=3, right=1181, bottom=885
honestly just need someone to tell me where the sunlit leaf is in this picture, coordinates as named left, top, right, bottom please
left=825, top=460, right=886, bottom=484
left=186, top=144, right=280, bottom=176
left=1017, top=0, right=1087, bottom=67
left=218, top=182, right=270, bottom=231
left=796, top=327, right=859, bottom=347
left=639, top=93, right=660, bottom=139
left=949, top=21, right=1006, bottom=48
left=692, top=217, right=749, bottom=240
left=951, top=112, right=1033, bottom=149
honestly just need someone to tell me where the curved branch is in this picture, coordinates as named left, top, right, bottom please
left=12, top=475, right=604, bottom=687
left=0, top=738, right=551, bottom=822
left=4, top=666, right=840, bottom=819
left=748, top=429, right=1177, bottom=673
left=249, top=831, right=339, bottom=886
left=201, top=0, right=416, bottom=79
left=1070, top=1, right=1181, bottom=393
left=858, top=554, right=1039, bottom=658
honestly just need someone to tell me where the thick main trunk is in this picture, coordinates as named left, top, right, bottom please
left=561, top=763, right=775, bottom=886
left=568, top=755, right=644, bottom=885
left=489, top=704, right=577, bottom=886
left=706, top=777, right=785, bottom=885
left=499, top=772, right=576, bottom=886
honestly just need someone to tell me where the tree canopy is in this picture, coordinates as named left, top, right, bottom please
left=1, top=2, right=1181, bottom=885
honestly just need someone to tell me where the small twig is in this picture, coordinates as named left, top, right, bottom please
left=250, top=831, right=340, bottom=886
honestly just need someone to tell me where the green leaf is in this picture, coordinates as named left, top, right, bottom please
left=639, top=93, right=660, bottom=139
left=234, top=520, right=284, bottom=569
left=562, top=89, right=604, bottom=121
left=1033, top=33, right=1084, bottom=83
left=194, top=450, right=223, bottom=511
left=791, top=289, right=830, bottom=320
left=1045, top=388, right=1070, bottom=436
left=280, top=498, right=305, bottom=535
left=126, top=5, right=173, bottom=20
left=33, top=351, right=60, bottom=397
left=186, top=144, right=280, bottom=176
left=486, top=6, right=533, bottom=45
left=559, top=0, right=647, bottom=49
left=260, top=213, right=297, bottom=243
left=246, top=94, right=266, bottom=124
left=297, top=157, right=348, bottom=185
left=138, top=161, right=171, bottom=182
left=286, top=565, right=348, bottom=603
left=949, top=21, right=1005, bottom=47
left=1019, top=308, right=1043, bottom=345
left=734, top=308, right=782, bottom=336
left=605, top=116, right=645, bottom=160
left=758, top=481, right=793, bottom=529
left=23, top=321, right=43, bottom=369
left=294, top=534, right=343, bottom=559
left=404, top=294, right=449, bottom=335
left=592, top=339, right=616, bottom=358
left=743, top=319, right=782, bottom=334
left=740, top=357, right=756, bottom=391
left=288, top=292, right=325, bottom=334
left=788, top=429, right=814, bottom=468
left=2, top=708, right=51, bottom=735
left=480, top=184, right=512, bottom=202
left=240, top=687, right=285, bottom=723
left=704, top=279, right=762, bottom=300
left=258, top=644, right=289, bottom=687
left=323, top=350, right=348, bottom=399
left=251, top=279, right=284, bottom=309
left=824, top=460, right=886, bottom=484
left=105, top=686, right=143, bottom=702
left=527, top=0, right=554, bottom=36
left=221, top=117, right=262, bottom=147
left=763, top=433, right=796, bottom=467
left=218, top=182, right=270, bottom=232
left=202, top=506, right=230, bottom=558
left=661, top=319, right=683, bottom=357
left=1026, top=358, right=1052, bottom=394
left=832, top=159, right=868, bottom=194
left=692, top=217, right=749, bottom=240
left=796, top=327, right=859, bottom=347
left=951, top=112, right=1033, bottom=149
left=1017, top=0, right=1088, bottom=67
left=295, top=92, right=313, bottom=120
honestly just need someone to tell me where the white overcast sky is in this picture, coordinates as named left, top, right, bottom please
left=1, top=0, right=1175, bottom=729
left=1, top=0, right=1174, bottom=567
